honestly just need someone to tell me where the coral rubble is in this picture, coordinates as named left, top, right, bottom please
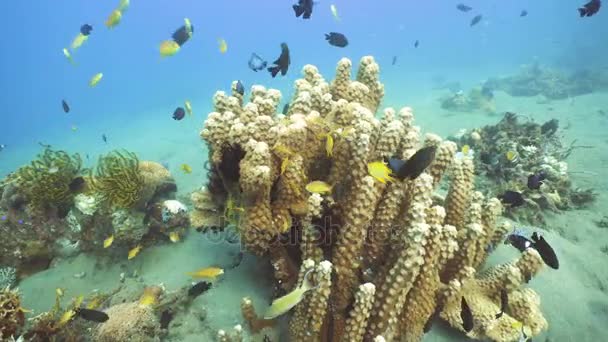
left=198, top=56, right=551, bottom=341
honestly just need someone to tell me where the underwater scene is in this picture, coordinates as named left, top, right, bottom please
left=1, top=0, right=607, bottom=341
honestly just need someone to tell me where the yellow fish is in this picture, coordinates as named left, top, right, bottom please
left=367, top=161, right=396, bottom=184
left=57, top=309, right=76, bottom=326
left=185, top=100, right=193, bottom=116
left=184, top=18, right=193, bottom=37
left=305, top=181, right=332, bottom=194
left=56, top=287, right=65, bottom=297
left=118, top=0, right=130, bottom=12
left=506, top=150, right=518, bottom=162
left=186, top=267, right=224, bottom=280
left=71, top=125, right=78, bottom=132
left=128, top=245, right=142, bottom=260
left=169, top=231, right=180, bottom=243
left=74, top=295, right=84, bottom=308
left=180, top=163, right=192, bottom=174
left=71, top=33, right=88, bottom=50
left=160, top=40, right=180, bottom=57
left=462, top=144, right=470, bottom=155
left=86, top=297, right=102, bottom=309
left=218, top=38, right=228, bottom=53
left=280, top=157, right=290, bottom=175
left=138, top=287, right=159, bottom=307
left=105, top=9, right=122, bottom=28
left=264, top=270, right=314, bottom=319
left=103, top=235, right=114, bottom=248
left=89, top=72, right=103, bottom=87
left=63, top=48, right=75, bottom=65
left=330, top=4, right=340, bottom=21
left=325, top=134, right=334, bottom=157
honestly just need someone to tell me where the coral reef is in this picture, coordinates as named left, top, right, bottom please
left=94, top=301, right=161, bottom=342
left=199, top=56, right=551, bottom=341
left=440, top=87, right=495, bottom=114
left=0, top=266, right=16, bottom=289
left=454, top=112, right=596, bottom=224
left=0, top=286, right=26, bottom=339
left=89, top=150, right=146, bottom=209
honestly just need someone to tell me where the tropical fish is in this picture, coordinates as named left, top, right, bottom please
left=456, top=3, right=473, bottom=12
left=186, top=267, right=224, bottom=280
left=527, top=170, right=547, bottom=190
left=188, top=281, right=212, bottom=297
left=460, top=297, right=474, bottom=333
left=71, top=125, right=78, bottom=132
left=293, top=0, right=314, bottom=19
left=495, top=289, right=508, bottom=319
left=520, top=10, right=528, bottom=17
left=218, top=38, right=228, bottom=53
left=118, top=0, right=130, bottom=12
left=160, top=40, right=180, bottom=57
left=172, top=21, right=195, bottom=46
left=184, top=18, right=193, bottom=38
left=325, top=32, right=348, bottom=47
left=531, top=232, right=559, bottom=269
left=498, top=190, right=525, bottom=207
left=264, top=270, right=314, bottom=319
left=470, top=15, right=483, bottom=27
left=128, top=245, right=142, bottom=260
left=367, top=161, right=396, bottom=184
left=89, top=73, right=103, bottom=87
left=160, top=309, right=174, bottom=329
left=139, top=287, right=159, bottom=306
left=267, top=43, right=290, bottom=78
left=185, top=100, right=193, bottom=116
left=62, top=99, right=70, bottom=113
left=330, top=4, right=340, bottom=21
left=505, top=150, right=518, bottom=162
left=392, top=56, right=397, bottom=65
left=305, top=181, right=332, bottom=194
left=102, top=134, right=108, bottom=143
left=56, top=288, right=65, bottom=297
left=325, top=134, right=334, bottom=156
left=58, top=309, right=76, bottom=326
left=504, top=229, right=533, bottom=252
left=63, top=48, right=75, bottom=64
left=74, top=295, right=84, bottom=308
left=75, top=308, right=109, bottom=323
left=235, top=80, right=245, bottom=96
left=180, top=163, right=192, bottom=174
left=169, top=231, right=180, bottom=243
left=387, top=146, right=437, bottom=180
left=105, top=9, right=122, bottom=28
left=578, top=0, right=601, bottom=17
left=512, top=321, right=532, bottom=342
left=86, top=297, right=102, bottom=309
left=541, top=119, right=559, bottom=136
left=103, top=235, right=114, bottom=248
left=80, top=24, right=93, bottom=36
left=71, top=33, right=88, bottom=50
left=248, top=53, right=267, bottom=72
left=173, top=107, right=186, bottom=120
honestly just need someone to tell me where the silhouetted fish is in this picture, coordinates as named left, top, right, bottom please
left=387, top=145, right=437, bottom=180
left=414, top=40, right=419, bottom=48
left=282, top=104, right=289, bottom=114
left=172, top=24, right=195, bottom=46
left=457, top=3, right=473, bottom=12
left=248, top=53, right=267, bottom=72
left=69, top=176, right=86, bottom=192
left=62, top=100, right=70, bottom=113
left=498, top=190, right=524, bottom=207
left=235, top=80, right=245, bottom=96
left=504, top=231, right=533, bottom=252
left=102, top=134, right=108, bottom=143
left=540, top=119, right=558, bottom=136
left=188, top=281, right=212, bottom=297
left=80, top=24, right=93, bottom=36
left=531, top=232, right=559, bottom=269
left=293, top=0, right=314, bottom=19
left=325, top=32, right=348, bottom=47
left=267, top=43, right=290, bottom=78
left=160, top=309, right=173, bottom=329
left=173, top=107, right=185, bottom=120
left=495, top=290, right=508, bottom=319
left=578, top=0, right=601, bottom=17
left=392, top=56, right=397, bottom=65
left=527, top=170, right=547, bottom=190
left=470, top=15, right=483, bottom=26
left=76, top=308, right=109, bottom=323
left=520, top=10, right=528, bottom=17
left=460, top=297, right=474, bottom=333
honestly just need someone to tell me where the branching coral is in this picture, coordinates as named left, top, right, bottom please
left=90, top=150, right=145, bottom=209
left=0, top=286, right=26, bottom=339
left=200, top=56, right=551, bottom=342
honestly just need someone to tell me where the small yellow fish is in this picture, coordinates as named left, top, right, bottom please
left=105, top=9, right=122, bottom=28
left=325, top=134, right=334, bottom=157
left=186, top=267, right=224, bottom=280
left=180, top=163, right=192, bottom=174
left=280, top=157, right=290, bottom=175
left=56, top=287, right=65, bottom=297
left=506, top=150, right=518, bottom=162
left=512, top=321, right=523, bottom=330
left=305, top=180, right=332, bottom=194
left=57, top=309, right=76, bottom=326
left=184, top=18, right=193, bottom=37
left=160, top=40, right=180, bottom=57
left=118, top=0, right=130, bottom=12
left=185, top=100, right=193, bottom=116
left=71, top=125, right=78, bottom=132
left=367, top=161, right=396, bottom=184
left=128, top=245, right=142, bottom=260
left=86, top=297, right=102, bottom=309
left=103, top=235, right=114, bottom=248
left=71, top=33, right=88, bottom=50
left=138, top=287, right=159, bottom=307
left=89, top=72, right=103, bottom=87
left=462, top=144, right=470, bottom=155
left=264, top=270, right=314, bottom=319
left=218, top=38, right=228, bottom=53
left=169, top=231, right=180, bottom=243
left=330, top=4, right=340, bottom=21
left=63, top=48, right=75, bottom=64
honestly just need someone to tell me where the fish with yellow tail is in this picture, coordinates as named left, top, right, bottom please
left=58, top=309, right=76, bottom=326
left=103, top=235, right=114, bottom=248
left=180, top=163, right=192, bottom=174
left=367, top=161, right=396, bottom=184
left=139, top=286, right=160, bottom=307
left=56, top=287, right=65, bottom=298
left=186, top=267, right=224, bottom=280
left=218, top=38, right=228, bottom=54
left=184, top=100, right=193, bottom=116
left=169, top=231, right=180, bottom=243
left=305, top=181, right=332, bottom=195
left=512, top=321, right=532, bottom=342
left=128, top=245, right=142, bottom=260
left=264, top=270, right=315, bottom=319
left=118, top=0, right=130, bottom=12
left=105, top=9, right=122, bottom=28
left=330, top=4, right=340, bottom=21
left=63, top=48, right=75, bottom=65
left=71, top=33, right=88, bottom=50
left=160, top=40, right=180, bottom=57
left=89, top=73, right=103, bottom=87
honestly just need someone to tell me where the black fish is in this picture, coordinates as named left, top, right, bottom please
left=235, top=80, right=245, bottom=96
left=540, top=119, right=558, bottom=136
left=62, top=100, right=70, bottom=113
left=173, top=107, right=185, bottom=120
left=460, top=297, right=474, bottom=333
left=504, top=233, right=533, bottom=252
left=69, top=176, right=86, bottom=192
left=102, top=134, right=107, bottom=143
left=520, top=10, right=528, bottom=17
left=248, top=53, right=267, bottom=72
left=423, top=302, right=444, bottom=333
left=160, top=309, right=173, bottom=329
left=282, top=104, right=290, bottom=114
left=527, top=171, right=547, bottom=190
left=172, top=24, right=195, bottom=46
left=188, top=281, right=212, bottom=297
left=414, top=40, right=419, bottom=48
left=498, top=190, right=524, bottom=207
left=387, top=145, right=437, bottom=180
left=80, top=24, right=93, bottom=36
left=457, top=4, right=473, bottom=12
left=392, top=56, right=397, bottom=65
left=293, top=0, right=314, bottom=19
left=531, top=232, right=559, bottom=269
left=578, top=0, right=601, bottom=17
left=495, top=290, right=508, bottom=319
left=75, top=308, right=109, bottom=323
left=325, top=32, right=348, bottom=47
left=470, top=15, right=483, bottom=27
left=267, top=43, right=290, bottom=78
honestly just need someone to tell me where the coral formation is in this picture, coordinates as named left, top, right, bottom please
left=0, top=266, right=16, bottom=289
left=454, top=112, right=596, bottom=224
left=199, top=56, right=551, bottom=341
left=440, top=87, right=495, bottom=114
left=94, top=302, right=160, bottom=341
left=90, top=150, right=145, bottom=209
left=0, top=286, right=26, bottom=339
